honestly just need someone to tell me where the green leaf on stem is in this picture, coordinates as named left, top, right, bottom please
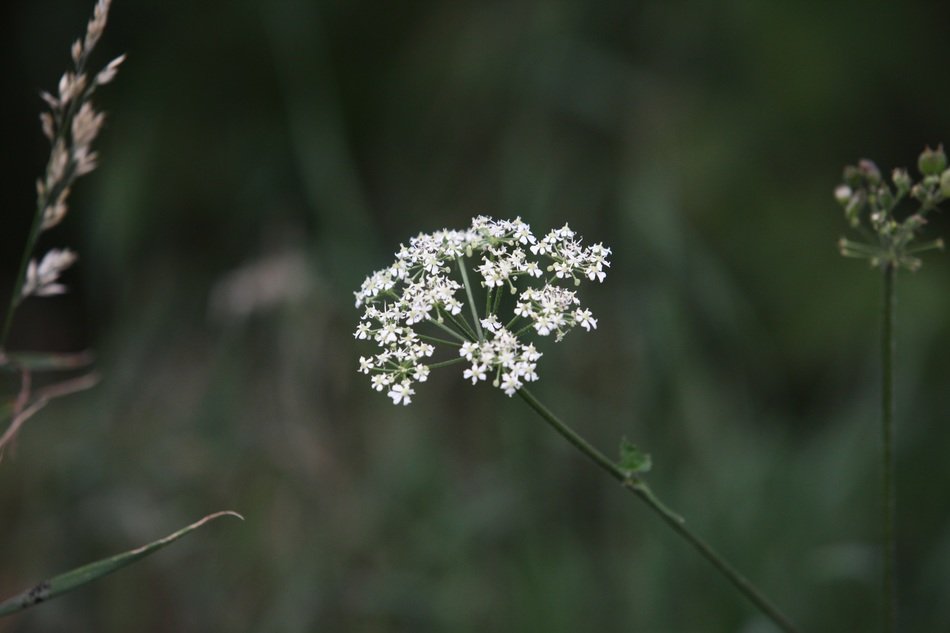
left=0, top=511, right=243, bottom=617
left=618, top=437, right=652, bottom=477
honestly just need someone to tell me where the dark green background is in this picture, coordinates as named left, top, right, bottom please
left=2, top=1, right=950, bottom=631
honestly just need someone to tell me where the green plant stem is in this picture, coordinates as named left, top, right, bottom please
left=447, top=311, right=479, bottom=342
left=492, top=280, right=504, bottom=313
left=418, top=333, right=461, bottom=347
left=427, top=357, right=465, bottom=370
left=0, top=203, right=47, bottom=349
left=881, top=263, right=897, bottom=633
left=516, top=387, right=802, bottom=633
left=426, top=316, right=467, bottom=343
left=457, top=258, right=483, bottom=341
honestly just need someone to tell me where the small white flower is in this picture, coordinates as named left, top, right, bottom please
left=375, top=322, right=401, bottom=345
left=514, top=301, right=534, bottom=318
left=387, top=380, right=415, bottom=405
left=834, top=184, right=853, bottom=205
left=499, top=372, right=522, bottom=396
left=575, top=308, right=597, bottom=331
left=522, top=343, right=541, bottom=362
left=516, top=361, right=539, bottom=382
left=413, top=364, right=430, bottom=382
left=585, top=265, right=607, bottom=283
left=359, top=356, right=374, bottom=374
left=480, top=315, right=502, bottom=333
left=463, top=363, right=487, bottom=384
left=523, top=261, right=542, bottom=277
left=371, top=374, right=392, bottom=392
left=553, top=261, right=572, bottom=279
left=460, top=341, right=479, bottom=361
left=534, top=316, right=555, bottom=336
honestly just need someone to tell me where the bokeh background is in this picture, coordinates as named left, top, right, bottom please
left=2, top=1, right=950, bottom=631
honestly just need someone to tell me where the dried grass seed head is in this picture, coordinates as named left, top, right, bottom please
left=20, top=249, right=79, bottom=300
left=34, top=0, right=124, bottom=241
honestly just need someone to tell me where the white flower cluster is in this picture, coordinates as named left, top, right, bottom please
left=354, top=216, right=610, bottom=405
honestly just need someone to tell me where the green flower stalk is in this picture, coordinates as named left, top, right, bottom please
left=835, top=146, right=946, bottom=633
left=355, top=217, right=800, bottom=632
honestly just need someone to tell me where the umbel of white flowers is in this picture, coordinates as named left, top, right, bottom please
left=354, top=216, right=611, bottom=405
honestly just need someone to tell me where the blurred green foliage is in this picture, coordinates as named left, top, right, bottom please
left=3, top=0, right=950, bottom=631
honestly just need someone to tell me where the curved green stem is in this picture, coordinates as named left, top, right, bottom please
left=881, top=263, right=897, bottom=633
left=516, top=387, right=802, bottom=633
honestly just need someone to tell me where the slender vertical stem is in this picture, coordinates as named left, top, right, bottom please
left=457, top=258, right=483, bottom=341
left=881, top=263, right=897, bottom=633
left=0, top=200, right=48, bottom=348
left=516, top=387, right=802, bottom=633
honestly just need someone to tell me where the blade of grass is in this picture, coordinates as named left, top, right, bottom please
left=0, top=351, right=95, bottom=372
left=0, top=511, right=244, bottom=617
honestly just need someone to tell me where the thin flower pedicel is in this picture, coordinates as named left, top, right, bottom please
left=354, top=216, right=611, bottom=404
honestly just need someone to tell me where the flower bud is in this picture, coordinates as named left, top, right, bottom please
left=834, top=185, right=853, bottom=206
left=892, top=168, right=911, bottom=194
left=903, top=214, right=927, bottom=231
left=876, top=185, right=894, bottom=210
left=844, top=193, right=863, bottom=227
left=940, top=168, right=950, bottom=198
left=859, top=159, right=881, bottom=184
left=843, top=165, right=862, bottom=188
left=918, top=144, right=947, bottom=176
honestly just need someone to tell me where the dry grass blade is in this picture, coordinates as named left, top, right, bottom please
left=0, top=372, right=100, bottom=456
left=0, top=350, right=95, bottom=372
left=0, top=511, right=244, bottom=617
